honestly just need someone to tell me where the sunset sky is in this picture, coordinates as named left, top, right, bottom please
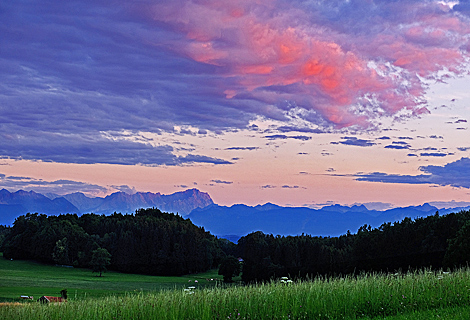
left=1, top=0, right=470, bottom=209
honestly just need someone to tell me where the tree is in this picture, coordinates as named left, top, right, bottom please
left=218, top=255, right=241, bottom=283
left=444, top=221, right=470, bottom=268
left=90, top=248, right=111, bottom=277
left=52, top=237, right=70, bottom=265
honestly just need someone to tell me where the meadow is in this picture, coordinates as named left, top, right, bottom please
left=0, top=253, right=225, bottom=301
left=1, top=254, right=470, bottom=319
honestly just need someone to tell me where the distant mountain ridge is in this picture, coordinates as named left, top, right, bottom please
left=2, top=188, right=470, bottom=241
left=187, top=202, right=470, bottom=241
left=58, top=189, right=213, bottom=216
left=0, top=189, right=80, bottom=226
left=0, top=188, right=213, bottom=225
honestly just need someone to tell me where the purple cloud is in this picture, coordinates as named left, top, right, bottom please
left=0, top=174, right=108, bottom=195
left=265, top=135, right=312, bottom=141
left=354, top=157, right=470, bottom=188
left=384, top=141, right=411, bottom=149
left=210, top=179, right=233, bottom=185
left=331, top=136, right=376, bottom=147
left=0, top=133, right=231, bottom=166
left=261, top=185, right=276, bottom=189
left=225, top=147, right=259, bottom=151
left=419, top=152, right=448, bottom=157
left=1, top=0, right=470, bottom=166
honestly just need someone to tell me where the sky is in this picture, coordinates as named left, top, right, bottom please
left=1, top=0, right=470, bottom=209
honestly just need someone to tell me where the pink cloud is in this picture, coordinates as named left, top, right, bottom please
left=146, top=0, right=470, bottom=128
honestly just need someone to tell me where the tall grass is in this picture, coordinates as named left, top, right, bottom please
left=2, top=268, right=470, bottom=320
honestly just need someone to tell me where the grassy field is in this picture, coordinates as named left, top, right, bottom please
left=0, top=253, right=227, bottom=302
left=2, top=254, right=470, bottom=319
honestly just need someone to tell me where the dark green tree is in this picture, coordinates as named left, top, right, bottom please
left=218, top=255, right=241, bottom=282
left=90, top=248, right=111, bottom=277
left=444, top=221, right=470, bottom=268
left=52, top=237, right=70, bottom=265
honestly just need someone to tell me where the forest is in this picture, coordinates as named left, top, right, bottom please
left=0, top=208, right=230, bottom=275
left=237, top=210, right=470, bottom=282
left=1, top=208, right=470, bottom=282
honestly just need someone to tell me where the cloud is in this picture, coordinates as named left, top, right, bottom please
left=0, top=133, right=232, bottom=166
left=331, top=136, right=376, bottom=147
left=1, top=0, right=470, bottom=166
left=265, top=134, right=312, bottom=141
left=147, top=0, right=469, bottom=128
left=360, top=202, right=394, bottom=211
left=428, top=200, right=470, bottom=209
left=225, top=147, right=259, bottom=151
left=110, top=185, right=137, bottom=194
left=261, top=184, right=305, bottom=189
left=282, top=185, right=299, bottom=189
left=0, top=174, right=108, bottom=195
left=354, top=157, right=470, bottom=188
left=454, top=0, right=470, bottom=15
left=419, top=152, right=448, bottom=157
left=210, top=179, right=233, bottom=185
left=177, top=154, right=233, bottom=165
left=261, top=184, right=276, bottom=189
left=276, top=126, right=324, bottom=134
left=384, top=141, right=412, bottom=149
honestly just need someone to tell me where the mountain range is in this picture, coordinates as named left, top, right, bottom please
left=187, top=202, right=464, bottom=242
left=0, top=188, right=213, bottom=226
left=1, top=188, right=470, bottom=242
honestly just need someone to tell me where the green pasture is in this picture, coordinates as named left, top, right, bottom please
left=2, top=252, right=470, bottom=319
left=0, top=253, right=227, bottom=302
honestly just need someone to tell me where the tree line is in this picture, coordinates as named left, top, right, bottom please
left=1, top=208, right=230, bottom=276
left=236, top=210, right=470, bottom=282
left=2, top=209, right=470, bottom=281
